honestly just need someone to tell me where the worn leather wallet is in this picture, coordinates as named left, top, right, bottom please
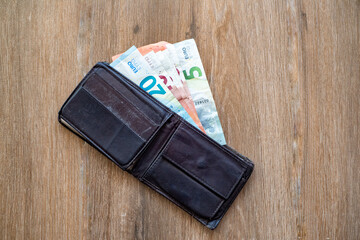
left=58, top=62, right=254, bottom=229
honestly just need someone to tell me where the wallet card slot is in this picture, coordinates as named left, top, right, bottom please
left=62, top=88, right=145, bottom=165
left=143, top=155, right=224, bottom=220
left=161, top=122, right=247, bottom=199
left=83, top=73, right=157, bottom=140
left=95, top=68, right=168, bottom=125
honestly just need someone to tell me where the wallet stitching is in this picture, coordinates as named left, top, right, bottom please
left=93, top=72, right=158, bottom=127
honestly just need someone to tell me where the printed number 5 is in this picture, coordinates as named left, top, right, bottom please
left=140, top=76, right=166, bottom=96
left=183, top=66, right=202, bottom=80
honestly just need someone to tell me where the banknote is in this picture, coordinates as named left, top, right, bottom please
left=110, top=46, right=199, bottom=129
left=143, top=51, right=205, bottom=133
left=173, top=39, right=226, bottom=145
left=112, top=41, right=169, bottom=62
left=155, top=51, right=193, bottom=112
left=111, top=43, right=196, bottom=116
left=112, top=42, right=190, bottom=100
left=156, top=49, right=206, bottom=133
left=116, top=43, right=202, bottom=131
left=112, top=43, right=197, bottom=117
left=164, top=44, right=198, bottom=118
left=143, top=51, right=185, bottom=102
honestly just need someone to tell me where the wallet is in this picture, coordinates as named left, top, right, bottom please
left=58, top=62, right=254, bottom=229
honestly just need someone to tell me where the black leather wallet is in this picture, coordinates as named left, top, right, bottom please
left=58, top=62, right=254, bottom=229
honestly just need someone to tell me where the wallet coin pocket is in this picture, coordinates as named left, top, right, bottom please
left=143, top=155, right=224, bottom=220
left=161, top=122, right=247, bottom=199
left=143, top=121, right=249, bottom=220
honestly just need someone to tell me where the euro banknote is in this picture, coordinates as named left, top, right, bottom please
left=143, top=51, right=205, bottom=133
left=155, top=50, right=200, bottom=120
left=112, top=44, right=201, bottom=131
left=164, top=44, right=198, bottom=118
left=111, top=41, right=169, bottom=62
left=111, top=40, right=226, bottom=145
left=173, top=39, right=226, bottom=145
left=157, top=48, right=204, bottom=133
left=110, top=46, right=199, bottom=130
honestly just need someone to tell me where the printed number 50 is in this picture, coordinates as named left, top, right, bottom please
left=183, top=66, right=202, bottom=80
left=140, top=76, right=166, bottom=96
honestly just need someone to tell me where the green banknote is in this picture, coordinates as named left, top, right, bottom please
left=173, top=39, right=226, bottom=145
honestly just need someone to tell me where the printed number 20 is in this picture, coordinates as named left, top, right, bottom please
left=140, top=76, right=166, bottom=96
left=183, top=66, right=202, bottom=80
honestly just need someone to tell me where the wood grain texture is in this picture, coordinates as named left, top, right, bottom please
left=0, top=0, right=359, bottom=239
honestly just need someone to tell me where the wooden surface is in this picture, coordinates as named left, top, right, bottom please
left=1, top=0, right=359, bottom=239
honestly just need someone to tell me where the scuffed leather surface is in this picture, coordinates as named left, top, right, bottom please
left=58, top=62, right=254, bottom=229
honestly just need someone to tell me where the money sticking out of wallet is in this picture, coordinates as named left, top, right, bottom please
left=58, top=39, right=253, bottom=229
left=110, top=39, right=226, bottom=145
